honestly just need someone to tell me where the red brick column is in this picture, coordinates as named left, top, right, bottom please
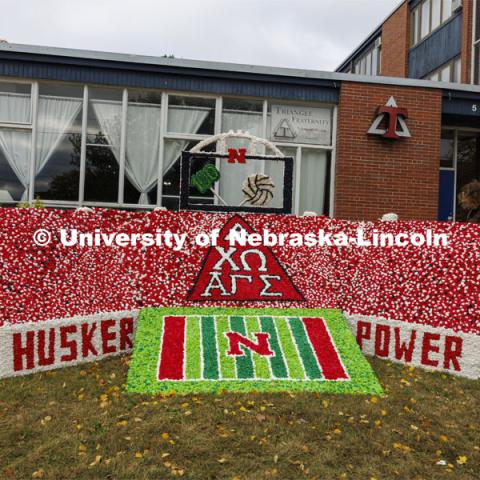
left=380, top=2, right=410, bottom=78
left=334, top=82, right=442, bottom=221
left=461, top=2, right=474, bottom=83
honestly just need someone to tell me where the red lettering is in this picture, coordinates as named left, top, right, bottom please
left=227, top=148, right=247, bottom=164
left=374, top=325, right=390, bottom=358
left=444, top=336, right=462, bottom=372
left=81, top=322, right=98, bottom=358
left=119, top=317, right=134, bottom=351
left=13, top=331, right=35, bottom=371
left=356, top=321, right=371, bottom=349
left=101, top=319, right=117, bottom=354
left=60, top=325, right=77, bottom=362
left=394, top=327, right=416, bottom=363
left=38, top=328, right=55, bottom=366
left=225, top=332, right=273, bottom=356
left=421, top=333, right=440, bottom=367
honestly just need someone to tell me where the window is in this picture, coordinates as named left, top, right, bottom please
left=167, top=96, right=214, bottom=135
left=440, top=130, right=454, bottom=168
left=0, top=81, right=33, bottom=202
left=411, top=0, right=458, bottom=47
left=123, top=89, right=162, bottom=205
left=425, top=56, right=461, bottom=82
left=353, top=39, right=381, bottom=76
left=84, top=87, right=123, bottom=203
left=0, top=81, right=32, bottom=124
left=0, top=129, right=31, bottom=201
left=34, top=83, right=83, bottom=201
left=0, top=77, right=336, bottom=215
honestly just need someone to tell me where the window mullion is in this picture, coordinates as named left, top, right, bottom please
left=78, top=85, right=88, bottom=206
left=118, top=88, right=128, bottom=205
left=156, top=92, right=168, bottom=206
left=28, top=81, right=39, bottom=204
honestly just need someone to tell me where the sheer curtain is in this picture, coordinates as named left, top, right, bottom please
left=91, top=100, right=122, bottom=152
left=163, top=106, right=209, bottom=173
left=219, top=111, right=263, bottom=205
left=36, top=95, right=82, bottom=176
left=0, top=129, right=31, bottom=200
left=298, top=149, right=328, bottom=215
left=93, top=103, right=208, bottom=204
left=125, top=103, right=161, bottom=204
left=0, top=93, right=31, bottom=123
left=0, top=93, right=32, bottom=200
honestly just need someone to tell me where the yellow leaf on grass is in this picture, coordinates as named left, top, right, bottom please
left=135, top=452, right=143, bottom=459
left=440, top=435, right=449, bottom=442
left=89, top=455, right=102, bottom=467
left=217, top=458, right=227, bottom=464
left=393, top=442, right=412, bottom=453
left=161, top=432, right=169, bottom=440
left=456, top=456, right=468, bottom=465
left=370, top=397, right=379, bottom=404
left=31, top=470, right=45, bottom=479
left=116, top=420, right=128, bottom=427
left=78, top=444, right=87, bottom=452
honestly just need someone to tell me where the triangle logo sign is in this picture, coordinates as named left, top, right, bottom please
left=188, top=215, right=305, bottom=302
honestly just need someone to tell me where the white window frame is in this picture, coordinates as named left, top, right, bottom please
left=0, top=78, right=338, bottom=217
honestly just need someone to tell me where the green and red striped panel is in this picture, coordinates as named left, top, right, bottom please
left=126, top=308, right=383, bottom=395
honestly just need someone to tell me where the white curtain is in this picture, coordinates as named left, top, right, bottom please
left=0, top=93, right=32, bottom=200
left=0, top=129, right=31, bottom=200
left=36, top=95, right=82, bottom=176
left=163, top=106, right=209, bottom=173
left=125, top=104, right=161, bottom=204
left=219, top=111, right=263, bottom=205
left=0, top=93, right=31, bottom=123
left=298, top=149, right=328, bottom=215
left=91, top=100, right=122, bottom=153
left=93, top=103, right=208, bottom=204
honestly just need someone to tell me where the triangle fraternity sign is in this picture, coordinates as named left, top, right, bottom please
left=188, top=215, right=305, bottom=302
left=368, top=96, right=411, bottom=139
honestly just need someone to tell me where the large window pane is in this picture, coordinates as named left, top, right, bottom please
left=0, top=82, right=31, bottom=124
left=123, top=89, right=161, bottom=205
left=442, top=0, right=452, bottom=22
left=421, top=0, right=431, bottom=39
left=298, top=149, right=329, bottom=216
left=440, top=64, right=451, bottom=82
left=456, top=133, right=480, bottom=221
left=84, top=88, right=122, bottom=203
left=440, top=130, right=454, bottom=168
left=167, top=96, right=214, bottom=135
left=0, top=128, right=31, bottom=201
left=34, top=83, right=83, bottom=201
left=431, top=0, right=441, bottom=30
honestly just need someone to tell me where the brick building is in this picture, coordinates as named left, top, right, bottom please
left=0, top=42, right=478, bottom=221
left=337, top=1, right=480, bottom=220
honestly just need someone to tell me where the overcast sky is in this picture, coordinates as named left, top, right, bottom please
left=0, top=0, right=400, bottom=71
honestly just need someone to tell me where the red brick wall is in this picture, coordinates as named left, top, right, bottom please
left=334, top=82, right=442, bottom=221
left=461, top=1, right=474, bottom=83
left=380, top=2, right=410, bottom=78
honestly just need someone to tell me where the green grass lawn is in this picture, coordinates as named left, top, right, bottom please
left=0, top=356, right=478, bottom=480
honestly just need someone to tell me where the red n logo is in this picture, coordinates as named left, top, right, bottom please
left=227, top=148, right=247, bottom=164
left=225, top=332, right=274, bottom=357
